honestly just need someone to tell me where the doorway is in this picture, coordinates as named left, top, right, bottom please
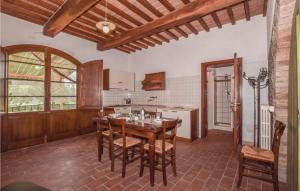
left=201, top=54, right=243, bottom=146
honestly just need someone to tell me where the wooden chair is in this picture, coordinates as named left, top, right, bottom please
left=96, top=111, right=120, bottom=161
left=108, top=117, right=143, bottom=177
left=140, top=119, right=178, bottom=185
left=237, top=120, right=286, bottom=191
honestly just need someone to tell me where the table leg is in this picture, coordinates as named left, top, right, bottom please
left=97, top=123, right=103, bottom=162
left=147, top=133, right=156, bottom=186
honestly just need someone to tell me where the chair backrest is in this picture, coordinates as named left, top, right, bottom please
left=107, top=117, right=126, bottom=146
left=271, top=120, right=286, bottom=164
left=161, top=119, right=178, bottom=155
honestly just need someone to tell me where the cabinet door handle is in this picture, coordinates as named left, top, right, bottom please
left=118, top=81, right=123, bottom=84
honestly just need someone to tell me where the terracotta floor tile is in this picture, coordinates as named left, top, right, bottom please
left=0, top=130, right=287, bottom=191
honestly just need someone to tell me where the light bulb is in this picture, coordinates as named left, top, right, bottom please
left=102, top=24, right=110, bottom=33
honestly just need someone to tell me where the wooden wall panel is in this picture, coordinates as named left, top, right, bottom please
left=48, top=110, right=79, bottom=141
left=78, top=109, right=98, bottom=134
left=5, top=112, right=46, bottom=150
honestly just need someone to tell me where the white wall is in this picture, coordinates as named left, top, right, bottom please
left=129, top=15, right=269, bottom=142
left=0, top=13, right=131, bottom=71
left=1, top=13, right=269, bottom=143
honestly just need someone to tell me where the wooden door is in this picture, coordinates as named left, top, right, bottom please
left=232, top=56, right=242, bottom=145
left=78, top=60, right=103, bottom=108
left=78, top=60, right=103, bottom=133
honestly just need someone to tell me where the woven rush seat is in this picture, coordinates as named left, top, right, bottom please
left=144, top=140, right=174, bottom=154
left=114, top=136, right=141, bottom=147
left=102, top=130, right=110, bottom=136
left=241, top=145, right=274, bottom=163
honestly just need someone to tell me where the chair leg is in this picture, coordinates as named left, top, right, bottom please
left=122, top=148, right=127, bottom=178
left=109, top=139, right=113, bottom=160
left=272, top=168, right=279, bottom=191
left=162, top=154, right=167, bottom=186
left=139, top=144, right=145, bottom=177
left=171, top=148, right=176, bottom=176
left=237, top=155, right=244, bottom=188
left=110, top=145, right=115, bottom=172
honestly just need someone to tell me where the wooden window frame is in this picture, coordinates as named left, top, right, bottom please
left=2, top=44, right=81, bottom=113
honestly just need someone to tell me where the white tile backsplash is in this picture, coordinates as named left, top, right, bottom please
left=103, top=75, right=200, bottom=108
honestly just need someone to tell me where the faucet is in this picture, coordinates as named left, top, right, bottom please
left=147, top=96, right=158, bottom=103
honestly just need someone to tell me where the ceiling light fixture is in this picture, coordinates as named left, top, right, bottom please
left=96, top=0, right=116, bottom=34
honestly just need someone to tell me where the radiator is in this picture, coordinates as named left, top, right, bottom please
left=260, top=105, right=274, bottom=150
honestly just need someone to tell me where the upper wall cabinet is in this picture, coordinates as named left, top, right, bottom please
left=103, top=69, right=135, bottom=91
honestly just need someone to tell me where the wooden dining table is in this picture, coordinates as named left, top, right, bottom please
left=94, top=117, right=181, bottom=186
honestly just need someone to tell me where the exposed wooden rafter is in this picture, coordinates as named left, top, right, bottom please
left=227, top=6, right=236, bottom=25
left=197, top=17, right=210, bottom=32
left=211, top=12, right=222, bottom=28
left=185, top=22, right=198, bottom=34
left=43, top=0, right=100, bottom=37
left=118, top=0, right=153, bottom=22
left=98, top=0, right=243, bottom=50
left=263, top=0, right=268, bottom=16
left=244, top=0, right=251, bottom=21
left=99, top=1, right=142, bottom=27
left=174, top=26, right=188, bottom=38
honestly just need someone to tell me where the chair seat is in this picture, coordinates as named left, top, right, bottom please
left=114, top=136, right=141, bottom=147
left=144, top=140, right=174, bottom=154
left=102, top=130, right=111, bottom=136
left=241, top=145, right=274, bottom=163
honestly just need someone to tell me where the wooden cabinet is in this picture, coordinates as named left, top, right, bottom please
left=103, top=69, right=135, bottom=91
left=142, top=72, right=165, bottom=91
left=157, top=108, right=199, bottom=142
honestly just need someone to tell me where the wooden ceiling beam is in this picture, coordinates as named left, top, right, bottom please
left=5, top=0, right=53, bottom=17
left=98, top=1, right=142, bottom=26
left=244, top=0, right=250, bottom=21
left=118, top=0, right=153, bottom=22
left=29, top=0, right=58, bottom=12
left=165, top=30, right=179, bottom=40
left=227, top=6, right=236, bottom=24
left=159, top=0, right=175, bottom=11
left=263, top=0, right=268, bottom=16
left=1, top=1, right=48, bottom=25
left=197, top=17, right=210, bottom=32
left=98, top=0, right=243, bottom=50
left=137, top=0, right=164, bottom=17
left=185, top=22, right=198, bottom=34
left=211, top=12, right=222, bottom=28
left=43, top=0, right=100, bottom=37
left=174, top=26, right=188, bottom=38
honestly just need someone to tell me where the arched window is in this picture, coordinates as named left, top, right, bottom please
left=3, top=45, right=80, bottom=112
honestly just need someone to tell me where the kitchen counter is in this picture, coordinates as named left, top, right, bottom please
left=103, top=104, right=198, bottom=111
